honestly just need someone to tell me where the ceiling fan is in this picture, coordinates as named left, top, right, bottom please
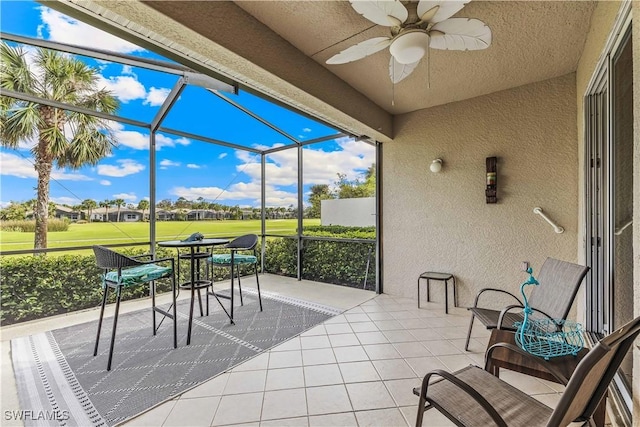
left=326, top=0, right=492, bottom=84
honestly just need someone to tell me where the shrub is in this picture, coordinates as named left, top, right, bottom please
left=0, top=219, right=69, bottom=232
left=265, top=225, right=376, bottom=290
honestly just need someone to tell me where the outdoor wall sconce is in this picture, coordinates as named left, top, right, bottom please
left=430, top=159, right=443, bottom=173
left=486, top=156, right=497, bottom=203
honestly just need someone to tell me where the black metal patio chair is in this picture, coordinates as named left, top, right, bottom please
left=207, top=234, right=263, bottom=323
left=92, top=245, right=177, bottom=371
left=414, top=314, right=640, bottom=426
left=465, top=258, right=589, bottom=350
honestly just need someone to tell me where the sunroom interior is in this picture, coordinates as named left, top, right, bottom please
left=1, top=0, right=638, bottom=425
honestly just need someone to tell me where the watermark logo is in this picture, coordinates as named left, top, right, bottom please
left=4, top=410, right=70, bottom=421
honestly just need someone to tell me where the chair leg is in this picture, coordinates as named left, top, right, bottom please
left=237, top=267, right=244, bottom=306
left=94, top=285, right=109, bottom=357
left=172, top=273, right=177, bottom=349
left=107, top=286, right=123, bottom=371
left=426, top=279, right=431, bottom=302
left=151, top=280, right=157, bottom=336
left=187, top=283, right=196, bottom=345
left=197, top=288, right=204, bottom=317
left=230, top=263, right=235, bottom=324
left=465, top=313, right=475, bottom=351
left=255, top=263, right=262, bottom=312
left=417, top=277, right=421, bottom=309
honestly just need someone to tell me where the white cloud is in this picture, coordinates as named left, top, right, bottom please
left=237, top=137, right=374, bottom=188
left=97, top=159, right=145, bottom=177
left=187, top=164, right=201, bottom=169
left=96, top=74, right=146, bottom=103
left=121, top=65, right=135, bottom=76
left=189, top=137, right=374, bottom=206
left=144, top=87, right=170, bottom=107
left=0, top=201, right=11, bottom=209
left=38, top=7, right=144, bottom=54
left=159, top=159, right=181, bottom=169
left=109, top=122, right=191, bottom=150
left=0, top=152, right=92, bottom=181
left=218, top=153, right=228, bottom=160
left=112, top=192, right=137, bottom=202
left=50, top=196, right=80, bottom=206
left=303, top=128, right=312, bottom=133
left=100, top=180, right=112, bottom=186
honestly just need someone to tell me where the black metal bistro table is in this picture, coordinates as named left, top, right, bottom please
left=158, top=238, right=229, bottom=345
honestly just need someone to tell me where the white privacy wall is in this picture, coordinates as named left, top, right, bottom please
left=321, top=198, right=376, bottom=227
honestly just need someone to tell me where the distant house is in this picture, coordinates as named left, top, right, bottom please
left=156, top=209, right=174, bottom=221
left=54, top=205, right=81, bottom=221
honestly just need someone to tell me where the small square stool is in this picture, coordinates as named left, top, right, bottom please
left=418, top=272, right=457, bottom=314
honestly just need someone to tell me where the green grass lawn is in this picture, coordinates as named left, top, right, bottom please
left=0, top=219, right=320, bottom=252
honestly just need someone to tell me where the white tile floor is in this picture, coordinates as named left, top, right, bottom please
left=119, top=289, right=565, bottom=427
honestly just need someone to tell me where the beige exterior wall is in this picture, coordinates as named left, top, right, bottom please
left=384, top=74, right=578, bottom=309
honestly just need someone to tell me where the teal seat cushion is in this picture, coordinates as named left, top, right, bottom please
left=104, top=264, right=172, bottom=286
left=208, top=254, right=257, bottom=265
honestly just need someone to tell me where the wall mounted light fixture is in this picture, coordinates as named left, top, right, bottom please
left=430, top=158, right=443, bottom=173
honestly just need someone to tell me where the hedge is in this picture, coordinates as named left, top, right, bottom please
left=1, top=226, right=376, bottom=325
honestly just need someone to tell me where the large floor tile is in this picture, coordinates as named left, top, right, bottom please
left=224, top=370, right=267, bottom=394
left=261, top=388, right=308, bottom=421
left=265, top=367, right=305, bottom=391
left=392, top=342, right=431, bottom=358
left=328, top=333, right=360, bottom=347
left=302, top=348, right=336, bottom=366
left=163, top=396, right=219, bottom=427
left=333, top=345, right=369, bottom=363
left=304, top=364, right=344, bottom=387
left=355, top=407, right=408, bottom=427
left=346, top=381, right=396, bottom=411
left=233, top=353, right=270, bottom=372
left=212, top=392, right=263, bottom=426
left=324, top=323, right=353, bottom=334
left=269, top=350, right=303, bottom=369
left=182, top=373, right=230, bottom=399
left=363, top=343, right=402, bottom=360
left=399, top=405, right=456, bottom=426
left=338, top=361, right=380, bottom=383
left=308, top=412, right=357, bottom=426
left=301, top=335, right=332, bottom=350
left=356, top=331, right=390, bottom=345
left=306, top=385, right=352, bottom=415
left=384, top=378, right=422, bottom=407
left=261, top=416, right=309, bottom=426
left=372, top=359, right=417, bottom=380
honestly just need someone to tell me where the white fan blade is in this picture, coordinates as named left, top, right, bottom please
left=417, top=1, right=469, bottom=23
left=389, top=56, right=419, bottom=83
left=349, top=0, right=408, bottom=27
left=430, top=18, right=491, bottom=50
left=326, top=37, right=391, bottom=64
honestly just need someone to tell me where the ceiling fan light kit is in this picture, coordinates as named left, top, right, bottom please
left=326, top=0, right=492, bottom=84
left=389, top=31, right=430, bottom=64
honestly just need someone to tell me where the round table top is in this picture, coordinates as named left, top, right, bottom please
left=158, top=238, right=229, bottom=248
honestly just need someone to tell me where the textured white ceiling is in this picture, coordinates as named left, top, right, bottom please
left=235, top=1, right=597, bottom=114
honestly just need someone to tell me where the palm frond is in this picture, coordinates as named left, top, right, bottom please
left=1, top=103, right=41, bottom=147
left=0, top=42, right=36, bottom=95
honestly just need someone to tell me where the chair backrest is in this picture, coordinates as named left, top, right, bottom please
left=226, top=234, right=259, bottom=251
left=547, top=315, right=640, bottom=426
left=526, top=258, right=589, bottom=320
left=93, top=245, right=142, bottom=269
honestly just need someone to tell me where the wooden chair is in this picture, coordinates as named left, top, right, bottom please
left=415, top=315, right=640, bottom=426
left=92, top=245, right=177, bottom=370
left=465, top=258, right=589, bottom=350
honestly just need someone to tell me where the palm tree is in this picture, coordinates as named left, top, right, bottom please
left=137, top=199, right=150, bottom=220
left=0, top=43, right=118, bottom=249
left=82, top=199, right=97, bottom=222
left=114, top=198, right=125, bottom=222
left=99, top=199, right=112, bottom=222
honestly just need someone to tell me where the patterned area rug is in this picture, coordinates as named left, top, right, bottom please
left=11, top=289, right=340, bottom=426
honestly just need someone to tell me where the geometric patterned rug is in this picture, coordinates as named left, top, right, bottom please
left=11, top=289, right=340, bottom=426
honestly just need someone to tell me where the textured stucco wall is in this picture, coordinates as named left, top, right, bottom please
left=384, top=74, right=578, bottom=309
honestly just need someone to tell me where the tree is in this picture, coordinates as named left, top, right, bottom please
left=99, top=199, right=112, bottom=222
left=335, top=165, right=376, bottom=199
left=157, top=199, right=173, bottom=210
left=0, top=202, right=26, bottom=220
left=137, top=199, right=150, bottom=220
left=114, top=198, right=125, bottom=222
left=0, top=43, right=118, bottom=249
left=81, top=199, right=97, bottom=222
left=306, top=184, right=334, bottom=218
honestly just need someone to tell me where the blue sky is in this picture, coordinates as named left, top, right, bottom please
left=0, top=1, right=375, bottom=209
